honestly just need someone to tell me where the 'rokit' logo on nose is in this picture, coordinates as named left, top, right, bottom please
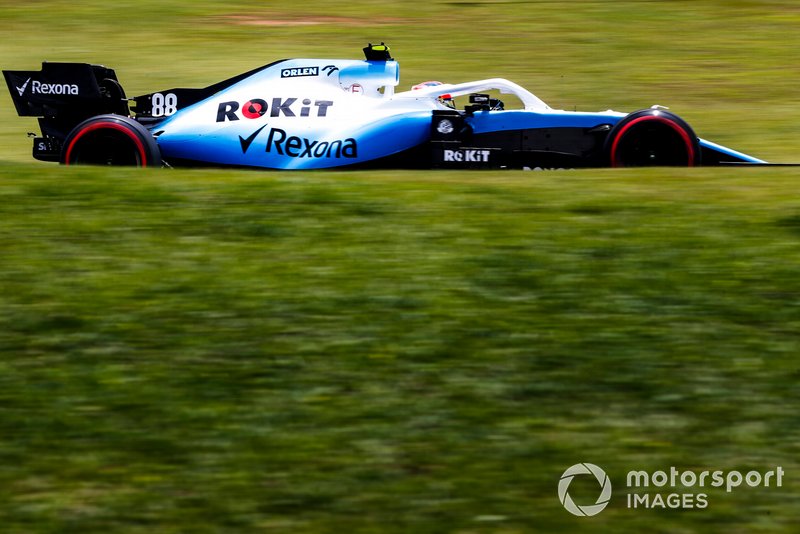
left=443, top=149, right=491, bottom=163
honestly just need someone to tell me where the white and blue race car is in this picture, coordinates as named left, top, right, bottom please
left=4, top=43, right=766, bottom=169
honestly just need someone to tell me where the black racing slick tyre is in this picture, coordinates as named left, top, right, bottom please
left=61, top=115, right=161, bottom=167
left=605, top=109, right=701, bottom=167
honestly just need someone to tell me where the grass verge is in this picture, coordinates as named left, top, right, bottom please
left=0, top=163, right=799, bottom=532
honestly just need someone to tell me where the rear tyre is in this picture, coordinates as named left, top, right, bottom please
left=61, top=115, right=161, bottom=167
left=606, top=109, right=701, bottom=167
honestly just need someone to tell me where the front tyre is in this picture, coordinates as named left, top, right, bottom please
left=61, top=115, right=161, bottom=167
left=606, top=109, right=701, bottom=167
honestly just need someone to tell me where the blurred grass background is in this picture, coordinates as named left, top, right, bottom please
left=2, top=0, right=800, bottom=162
left=1, top=1, right=800, bottom=532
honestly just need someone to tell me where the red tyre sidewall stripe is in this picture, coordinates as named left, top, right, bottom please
left=65, top=121, right=148, bottom=167
left=610, top=115, right=695, bottom=168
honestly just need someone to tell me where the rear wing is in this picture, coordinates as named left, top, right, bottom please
left=4, top=62, right=129, bottom=118
left=3, top=62, right=130, bottom=160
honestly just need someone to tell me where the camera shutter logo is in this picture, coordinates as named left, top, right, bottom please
left=558, top=463, right=612, bottom=517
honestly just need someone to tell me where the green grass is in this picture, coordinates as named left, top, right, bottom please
left=1, top=164, right=800, bottom=532
left=2, top=1, right=800, bottom=532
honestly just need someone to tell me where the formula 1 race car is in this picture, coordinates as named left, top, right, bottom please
left=4, top=43, right=767, bottom=170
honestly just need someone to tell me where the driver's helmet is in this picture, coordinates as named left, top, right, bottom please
left=412, top=80, right=444, bottom=91
left=411, top=81, right=453, bottom=106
